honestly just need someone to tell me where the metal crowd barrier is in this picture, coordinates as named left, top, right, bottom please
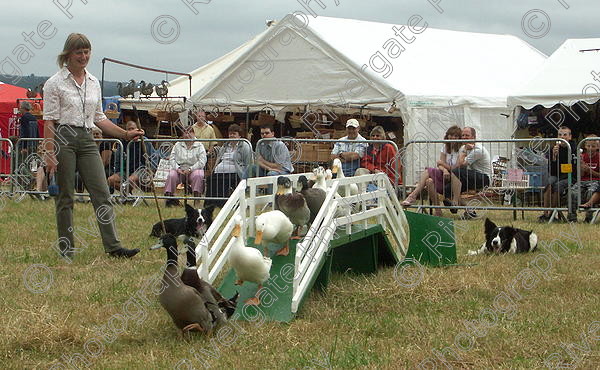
left=122, top=138, right=254, bottom=206
left=12, top=137, right=124, bottom=200
left=576, top=137, right=600, bottom=221
left=0, top=138, right=14, bottom=193
left=256, top=137, right=402, bottom=188
left=402, top=138, right=572, bottom=218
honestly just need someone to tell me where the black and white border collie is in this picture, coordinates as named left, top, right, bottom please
left=468, top=218, right=538, bottom=255
left=150, top=203, right=215, bottom=240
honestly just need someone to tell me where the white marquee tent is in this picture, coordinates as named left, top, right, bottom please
left=508, top=38, right=600, bottom=110
left=121, top=14, right=547, bottom=182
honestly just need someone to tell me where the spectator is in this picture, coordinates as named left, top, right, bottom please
left=30, top=146, right=49, bottom=201
left=107, top=120, right=155, bottom=196
left=192, top=110, right=217, bottom=154
left=247, top=123, right=293, bottom=178
left=331, top=119, right=368, bottom=177
left=402, top=125, right=462, bottom=216
left=93, top=127, right=114, bottom=177
left=355, top=125, right=401, bottom=184
left=18, top=101, right=40, bottom=164
left=538, top=126, right=578, bottom=222
left=205, top=124, right=252, bottom=208
left=445, top=126, right=491, bottom=219
left=576, top=135, right=600, bottom=218
left=164, top=127, right=207, bottom=207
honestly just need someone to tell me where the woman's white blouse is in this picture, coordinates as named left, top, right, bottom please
left=43, top=67, right=107, bottom=127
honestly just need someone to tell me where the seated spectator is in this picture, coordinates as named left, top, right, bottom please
left=18, top=101, right=39, bottom=165
left=246, top=123, right=293, bottom=178
left=107, top=120, right=156, bottom=196
left=445, top=126, right=491, bottom=219
left=30, top=146, right=49, bottom=201
left=402, top=125, right=462, bottom=216
left=538, top=126, right=578, bottom=222
left=164, top=126, right=207, bottom=207
left=331, top=119, right=368, bottom=177
left=578, top=135, right=600, bottom=215
left=94, top=127, right=114, bottom=178
left=355, top=125, right=401, bottom=184
left=205, top=124, right=252, bottom=208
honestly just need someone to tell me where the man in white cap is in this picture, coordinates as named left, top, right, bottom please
left=330, top=118, right=368, bottom=177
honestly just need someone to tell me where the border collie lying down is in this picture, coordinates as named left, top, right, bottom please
left=468, top=218, right=538, bottom=255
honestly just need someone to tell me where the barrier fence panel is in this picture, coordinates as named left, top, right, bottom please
left=12, top=138, right=124, bottom=201
left=256, top=137, right=402, bottom=189
left=0, top=138, right=14, bottom=194
left=122, top=138, right=254, bottom=206
left=402, top=138, right=573, bottom=220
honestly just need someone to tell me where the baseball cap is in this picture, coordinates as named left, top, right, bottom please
left=346, top=119, right=359, bottom=128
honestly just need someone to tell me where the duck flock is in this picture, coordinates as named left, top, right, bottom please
left=153, top=167, right=337, bottom=334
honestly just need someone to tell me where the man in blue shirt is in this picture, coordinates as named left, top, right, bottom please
left=331, top=119, right=368, bottom=177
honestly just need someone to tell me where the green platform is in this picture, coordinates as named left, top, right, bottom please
left=218, top=238, right=298, bottom=323
left=218, top=224, right=397, bottom=322
left=403, top=212, right=457, bottom=266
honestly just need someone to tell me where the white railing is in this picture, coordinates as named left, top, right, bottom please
left=195, top=172, right=410, bottom=314
left=291, top=173, right=410, bottom=313
left=196, top=180, right=246, bottom=283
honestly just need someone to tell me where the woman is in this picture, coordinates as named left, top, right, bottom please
left=43, top=33, right=144, bottom=259
left=401, top=125, right=462, bottom=216
left=164, top=127, right=207, bottom=207
left=355, top=126, right=400, bottom=185
left=204, top=124, right=252, bottom=208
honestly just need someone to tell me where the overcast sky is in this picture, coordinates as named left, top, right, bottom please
left=1, top=0, right=598, bottom=85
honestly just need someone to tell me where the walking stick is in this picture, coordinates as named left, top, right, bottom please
left=132, top=105, right=166, bottom=235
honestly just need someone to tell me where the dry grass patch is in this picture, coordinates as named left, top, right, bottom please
left=0, top=199, right=598, bottom=368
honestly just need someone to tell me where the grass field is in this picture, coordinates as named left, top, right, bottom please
left=1, top=196, right=598, bottom=369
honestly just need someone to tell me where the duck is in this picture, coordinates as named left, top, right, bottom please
left=228, top=215, right=272, bottom=306
left=151, top=234, right=227, bottom=334
left=180, top=238, right=239, bottom=318
left=255, top=210, right=294, bottom=257
left=155, top=80, right=169, bottom=99
left=332, top=158, right=359, bottom=197
left=139, top=80, right=155, bottom=98
left=296, top=175, right=326, bottom=225
left=311, top=166, right=328, bottom=191
left=274, top=176, right=310, bottom=239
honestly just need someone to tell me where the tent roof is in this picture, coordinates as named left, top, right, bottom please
left=508, top=38, right=600, bottom=109
left=0, top=83, right=31, bottom=112
left=305, top=16, right=546, bottom=107
left=121, top=14, right=546, bottom=112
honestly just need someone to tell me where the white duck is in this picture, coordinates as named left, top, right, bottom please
left=332, top=158, right=359, bottom=197
left=228, top=215, right=272, bottom=306
left=311, top=166, right=328, bottom=191
left=255, top=210, right=294, bottom=257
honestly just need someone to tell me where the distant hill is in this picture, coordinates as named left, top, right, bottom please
left=1, top=74, right=121, bottom=97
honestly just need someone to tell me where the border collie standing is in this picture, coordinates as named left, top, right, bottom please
left=468, top=218, right=538, bottom=255
left=150, top=204, right=215, bottom=239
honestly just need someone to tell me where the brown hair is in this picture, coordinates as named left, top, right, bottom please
left=228, top=124, right=243, bottom=135
left=57, top=33, right=92, bottom=68
left=260, top=123, right=274, bottom=132
left=444, top=125, right=463, bottom=153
